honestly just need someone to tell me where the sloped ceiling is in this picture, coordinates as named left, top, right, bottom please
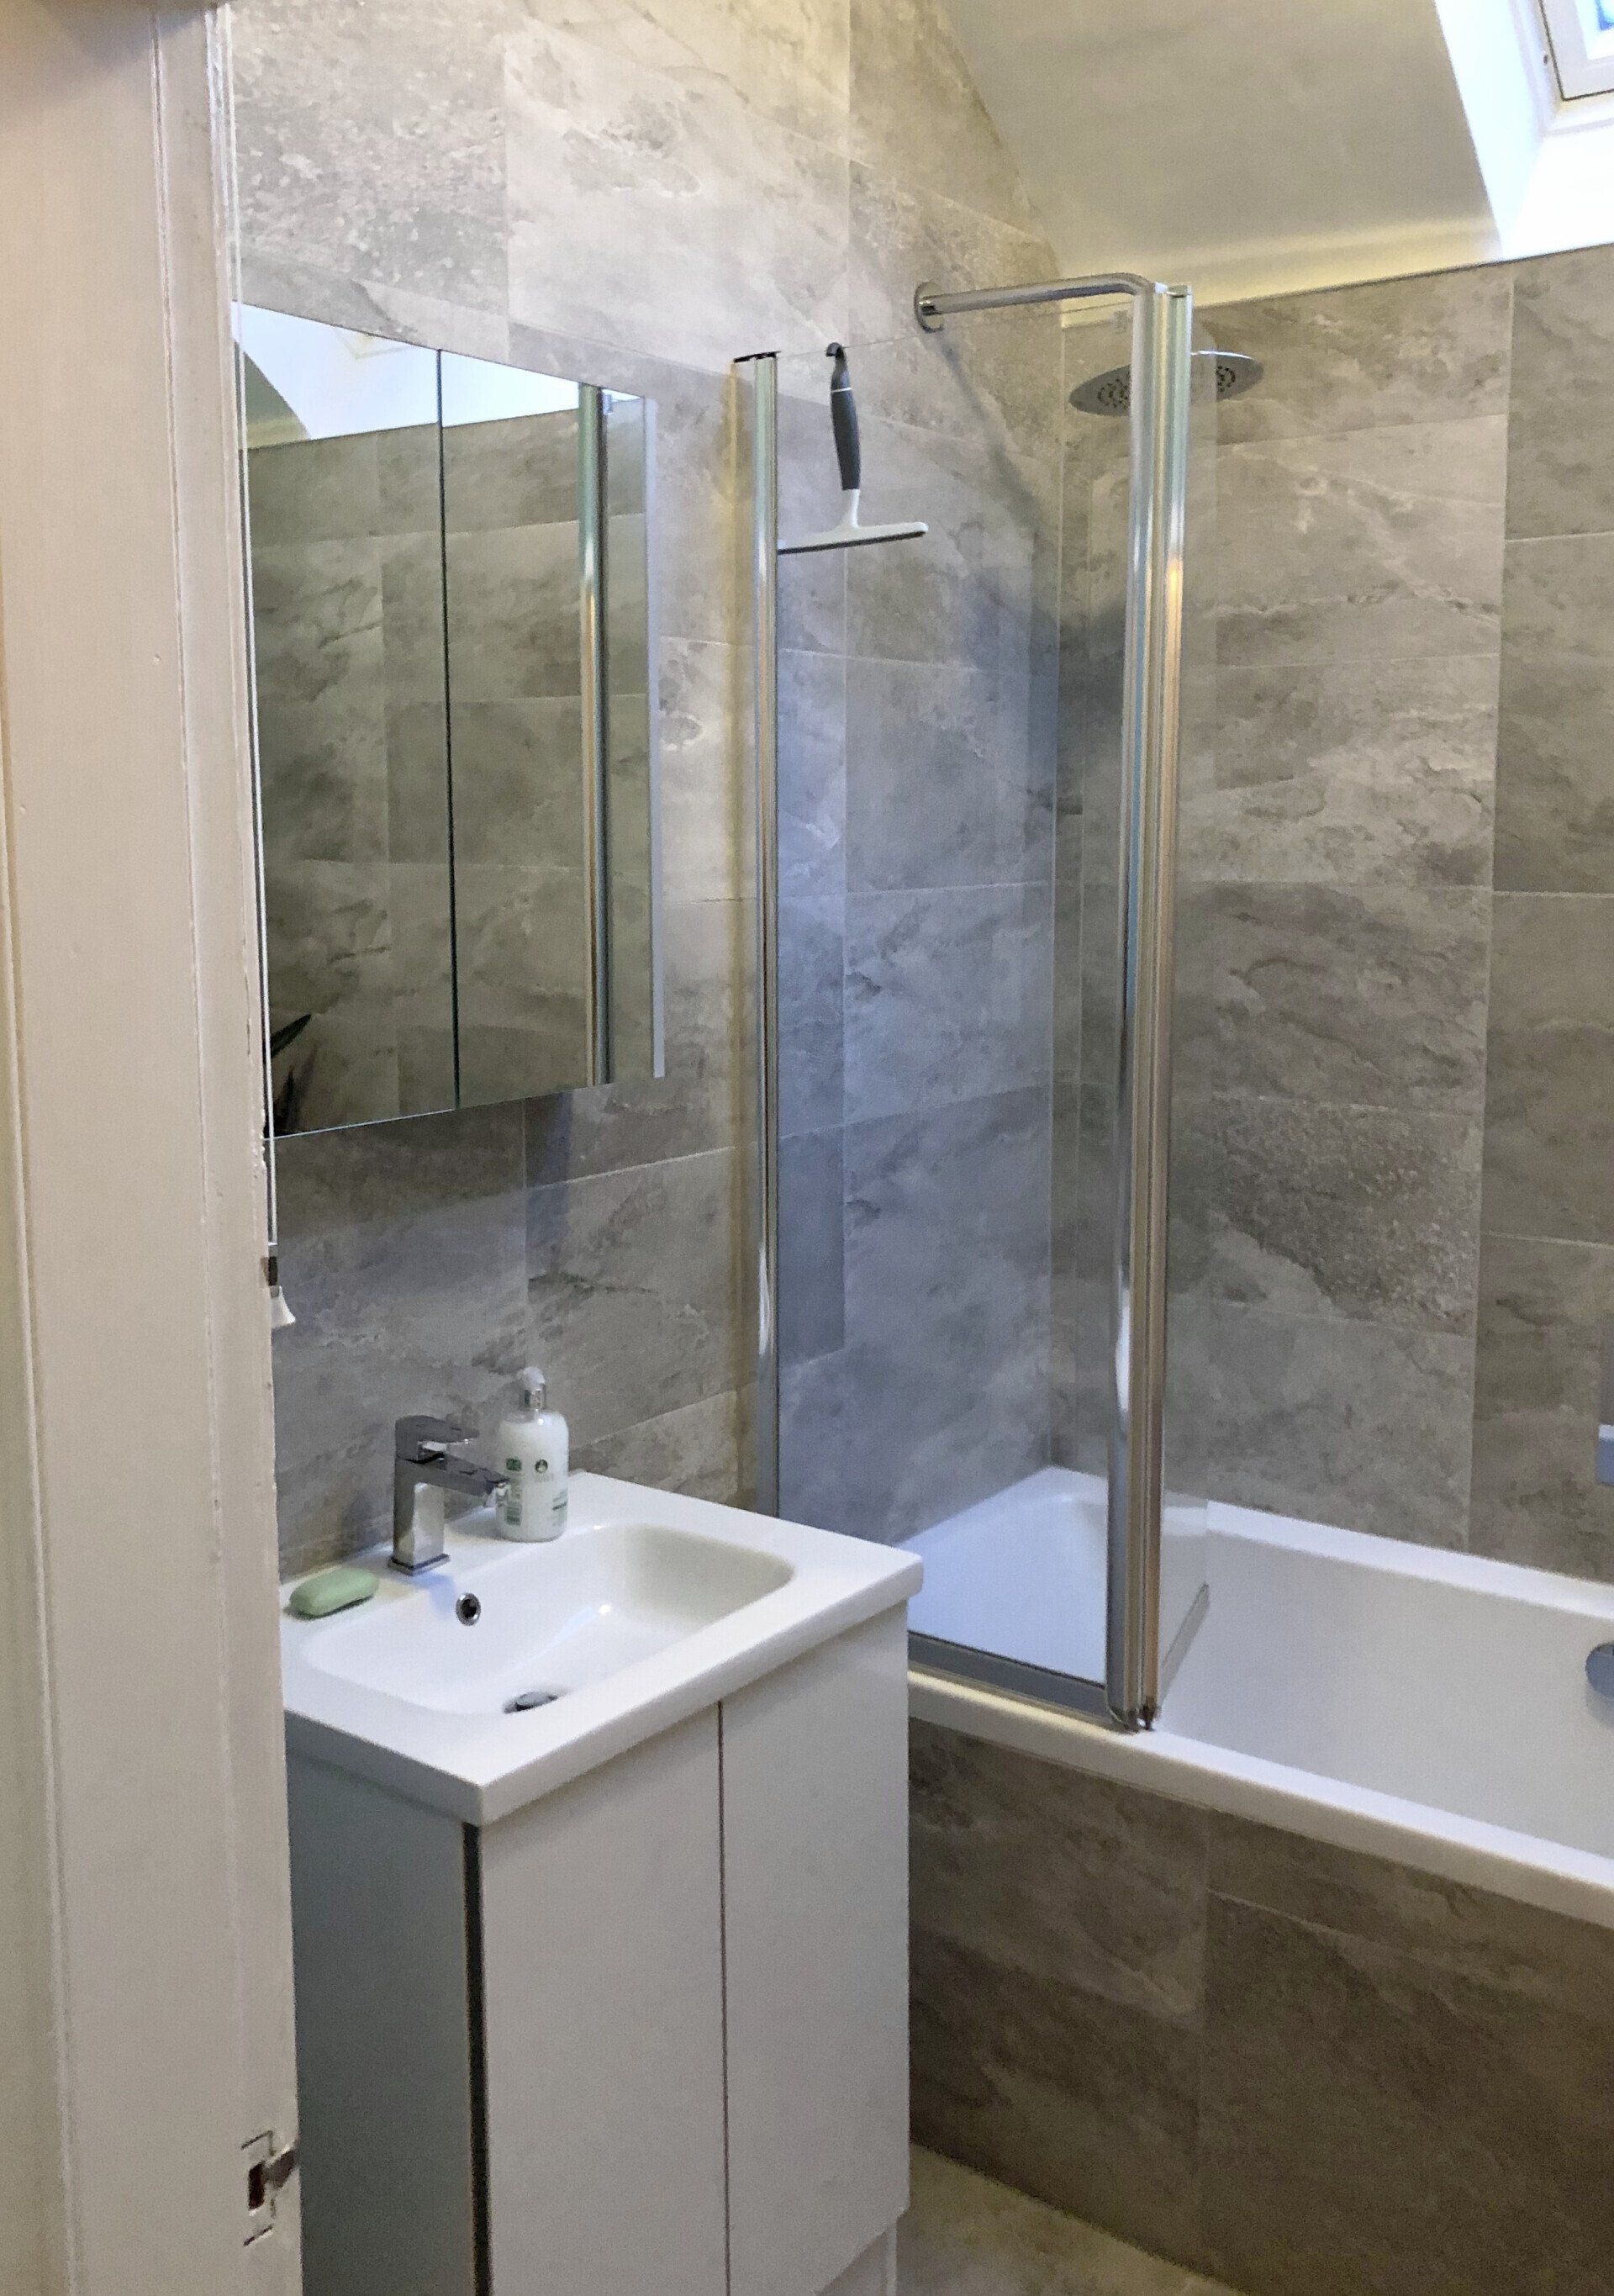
left=938, top=0, right=1500, bottom=307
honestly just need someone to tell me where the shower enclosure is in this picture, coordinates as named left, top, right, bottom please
left=739, top=271, right=1220, bottom=1728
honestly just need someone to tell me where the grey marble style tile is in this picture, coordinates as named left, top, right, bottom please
left=1471, top=1232, right=1614, bottom=1583
left=1169, top=1299, right=1474, bottom=1548
left=1174, top=884, right=1490, bottom=1116
left=526, top=1144, right=741, bottom=1445
left=846, top=655, right=1051, bottom=893
left=272, top=1101, right=529, bottom=1571
left=520, top=0, right=851, bottom=157
left=845, top=884, right=1052, bottom=1125
left=847, top=0, right=1033, bottom=229
left=1482, top=893, right=1614, bottom=1245
left=831, top=1090, right=1051, bottom=1539
left=849, top=162, right=1050, bottom=353
left=1205, top=267, right=1513, bottom=446
left=657, top=637, right=746, bottom=905
left=445, top=522, right=582, bottom=703
left=574, top=1387, right=746, bottom=1508
left=910, top=1926, right=1205, bottom=2274
left=1191, top=656, right=1497, bottom=889
left=779, top=1127, right=846, bottom=1366
left=230, top=0, right=509, bottom=313
left=1506, top=241, right=1614, bottom=541
left=525, top=895, right=742, bottom=1184
left=504, top=18, right=849, bottom=373
left=845, top=416, right=1043, bottom=674
left=1217, top=416, right=1506, bottom=668
left=910, top=1723, right=1208, bottom=2023
left=245, top=431, right=382, bottom=552
left=780, top=646, right=847, bottom=900
left=1200, top=1886, right=1614, bottom=2296
left=1172, top=1095, right=1482, bottom=1337
left=1495, top=533, right=1614, bottom=892
left=780, top=895, right=846, bottom=1137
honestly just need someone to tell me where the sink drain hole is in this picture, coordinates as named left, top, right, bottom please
left=504, top=1687, right=562, bottom=1713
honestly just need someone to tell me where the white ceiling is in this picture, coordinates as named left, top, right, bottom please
left=940, top=0, right=1502, bottom=308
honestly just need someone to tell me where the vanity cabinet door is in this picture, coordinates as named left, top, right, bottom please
left=478, top=1710, right=728, bottom=2296
left=720, top=1608, right=910, bottom=2296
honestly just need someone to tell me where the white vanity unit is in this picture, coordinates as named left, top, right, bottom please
left=279, top=1475, right=920, bottom=2296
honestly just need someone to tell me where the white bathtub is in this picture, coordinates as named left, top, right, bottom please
left=910, top=1494, right=1614, bottom=1931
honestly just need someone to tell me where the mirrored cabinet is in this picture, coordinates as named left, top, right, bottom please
left=235, top=305, right=662, bottom=1137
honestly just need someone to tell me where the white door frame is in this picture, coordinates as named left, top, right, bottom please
left=0, top=4, right=299, bottom=2289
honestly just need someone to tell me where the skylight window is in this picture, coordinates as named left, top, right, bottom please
left=1541, top=0, right=1614, bottom=98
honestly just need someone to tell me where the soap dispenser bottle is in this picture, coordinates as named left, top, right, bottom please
left=496, top=1368, right=569, bottom=1542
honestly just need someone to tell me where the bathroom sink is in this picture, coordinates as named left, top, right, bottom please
left=280, top=1472, right=921, bottom=1823
left=303, top=1521, right=794, bottom=1715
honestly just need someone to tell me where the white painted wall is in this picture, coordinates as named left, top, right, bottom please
left=0, top=4, right=299, bottom=2289
left=940, top=0, right=1499, bottom=301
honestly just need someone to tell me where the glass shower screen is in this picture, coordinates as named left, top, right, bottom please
left=745, top=273, right=1209, bottom=1730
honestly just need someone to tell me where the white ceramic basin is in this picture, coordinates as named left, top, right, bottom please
left=281, top=1473, right=920, bottom=1823
left=305, top=1521, right=794, bottom=1716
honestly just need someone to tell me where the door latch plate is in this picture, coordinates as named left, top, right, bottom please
left=243, top=2130, right=298, bottom=2243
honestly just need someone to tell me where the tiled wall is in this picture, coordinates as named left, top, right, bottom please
left=910, top=1721, right=1614, bottom=2296
left=229, top=0, right=1058, bottom=1571
left=1158, top=253, right=1614, bottom=1578
left=777, top=298, right=1065, bottom=1542
left=1476, top=247, right=1614, bottom=1578
left=249, top=421, right=456, bottom=1130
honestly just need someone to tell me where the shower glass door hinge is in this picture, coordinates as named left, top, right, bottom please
left=243, top=2131, right=298, bottom=2243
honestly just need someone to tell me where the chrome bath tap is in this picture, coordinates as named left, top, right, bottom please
left=392, top=1416, right=507, bottom=1574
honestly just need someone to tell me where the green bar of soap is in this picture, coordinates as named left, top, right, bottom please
left=288, top=1565, right=377, bottom=1620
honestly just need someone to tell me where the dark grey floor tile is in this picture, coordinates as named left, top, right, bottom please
left=1471, top=1232, right=1614, bottom=1582
left=1172, top=1094, right=1481, bottom=1335
left=1482, top=893, right=1614, bottom=1244
left=1200, top=1892, right=1614, bottom=2296
left=1506, top=243, right=1614, bottom=540
left=1174, top=884, right=1490, bottom=1115
left=900, top=2146, right=1232, bottom=2296
left=1217, top=417, right=1506, bottom=667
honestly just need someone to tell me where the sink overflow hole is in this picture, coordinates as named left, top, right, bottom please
left=456, top=1594, right=482, bottom=1625
left=504, top=1687, right=562, bottom=1713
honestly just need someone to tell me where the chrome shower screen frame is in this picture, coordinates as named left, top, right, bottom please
left=741, top=276, right=1194, bottom=1729
left=915, top=273, right=1194, bottom=1729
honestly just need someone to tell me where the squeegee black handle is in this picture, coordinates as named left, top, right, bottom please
left=827, top=342, right=861, bottom=494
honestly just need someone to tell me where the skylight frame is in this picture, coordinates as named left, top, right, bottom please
left=1540, top=0, right=1614, bottom=98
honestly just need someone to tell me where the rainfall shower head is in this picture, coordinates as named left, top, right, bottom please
left=1069, top=348, right=1263, bottom=416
